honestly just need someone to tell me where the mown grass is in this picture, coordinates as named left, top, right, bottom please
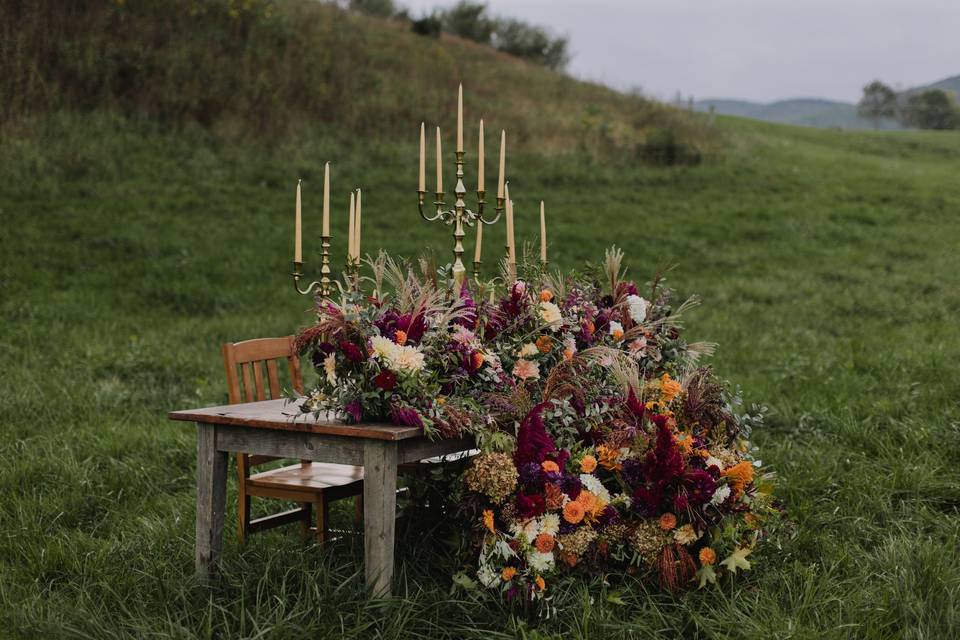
left=1, top=112, right=959, bottom=638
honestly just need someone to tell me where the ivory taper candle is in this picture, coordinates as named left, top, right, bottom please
left=474, top=216, right=483, bottom=263
left=295, top=179, right=302, bottom=263
left=418, top=123, right=426, bottom=192
left=322, top=163, right=330, bottom=237
left=477, top=119, right=484, bottom=192
left=354, top=188, right=362, bottom=260
left=505, top=183, right=515, bottom=263
left=436, top=126, right=443, bottom=193
left=348, top=191, right=356, bottom=262
left=497, top=130, right=506, bottom=199
left=456, top=83, right=464, bottom=153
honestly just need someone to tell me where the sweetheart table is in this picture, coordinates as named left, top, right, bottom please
left=169, top=398, right=472, bottom=595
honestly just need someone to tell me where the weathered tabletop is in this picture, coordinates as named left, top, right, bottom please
left=169, top=398, right=471, bottom=595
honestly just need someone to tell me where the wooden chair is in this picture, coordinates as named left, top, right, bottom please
left=222, top=336, right=363, bottom=543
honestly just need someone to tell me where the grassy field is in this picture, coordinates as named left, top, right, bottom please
left=1, top=109, right=959, bottom=638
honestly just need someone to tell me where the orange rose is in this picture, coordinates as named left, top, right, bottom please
left=536, top=335, right=553, bottom=353
left=501, top=566, right=517, bottom=581
left=699, top=547, right=717, bottom=565
left=563, top=500, right=585, bottom=524
left=394, top=330, right=407, bottom=345
left=535, top=575, right=546, bottom=591
left=534, top=533, right=555, bottom=553
left=541, top=460, right=560, bottom=473
left=539, top=290, right=554, bottom=302
left=580, top=455, right=597, bottom=473
left=659, top=512, right=677, bottom=531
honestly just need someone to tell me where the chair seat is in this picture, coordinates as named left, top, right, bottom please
left=248, top=463, right=364, bottom=492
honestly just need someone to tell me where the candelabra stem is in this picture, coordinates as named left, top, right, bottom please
left=452, top=150, right=467, bottom=288
left=320, top=235, right=332, bottom=298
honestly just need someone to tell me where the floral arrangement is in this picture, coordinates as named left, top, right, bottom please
left=296, top=249, right=778, bottom=599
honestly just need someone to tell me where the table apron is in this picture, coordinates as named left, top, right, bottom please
left=213, top=423, right=365, bottom=465
left=398, top=437, right=473, bottom=463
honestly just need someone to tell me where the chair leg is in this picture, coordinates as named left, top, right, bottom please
left=299, top=502, right=313, bottom=540
left=315, top=495, right=329, bottom=544
left=353, top=495, right=363, bottom=531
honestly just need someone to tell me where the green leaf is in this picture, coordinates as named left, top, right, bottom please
left=720, top=546, right=752, bottom=574
left=696, top=564, right=717, bottom=589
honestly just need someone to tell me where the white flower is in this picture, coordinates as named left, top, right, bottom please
left=526, top=551, right=555, bottom=573
left=710, top=484, right=731, bottom=506
left=370, top=335, right=398, bottom=360
left=626, top=294, right=649, bottom=324
left=538, top=301, right=563, bottom=330
left=705, top=456, right=723, bottom=470
left=477, top=564, right=499, bottom=588
left=579, top=473, right=611, bottom=504
left=391, top=344, right=426, bottom=372
left=323, top=353, right=337, bottom=385
left=521, top=518, right=540, bottom=540
left=518, top=342, right=539, bottom=358
left=539, top=513, right=560, bottom=536
left=673, top=524, right=700, bottom=545
left=612, top=493, right=632, bottom=509
left=609, top=321, right=624, bottom=340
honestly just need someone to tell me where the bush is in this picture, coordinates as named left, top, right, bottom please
left=441, top=1, right=495, bottom=44
left=900, top=89, right=959, bottom=130
left=637, top=128, right=702, bottom=166
left=491, top=18, right=569, bottom=71
left=411, top=12, right=442, bottom=38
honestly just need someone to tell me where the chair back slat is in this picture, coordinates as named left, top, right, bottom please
left=266, top=359, right=281, bottom=398
left=241, top=362, right=256, bottom=402
left=252, top=361, right=266, bottom=401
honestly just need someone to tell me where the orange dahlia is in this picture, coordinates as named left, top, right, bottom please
left=563, top=500, right=585, bottom=524
left=660, top=373, right=682, bottom=403
left=699, top=547, right=717, bottom=565
left=501, top=567, right=517, bottom=581
left=394, top=330, right=408, bottom=345
left=539, top=290, right=554, bottom=302
left=580, top=454, right=597, bottom=473
left=659, top=512, right=677, bottom=531
left=541, top=460, right=560, bottom=473
left=535, top=533, right=555, bottom=553
left=536, top=335, right=554, bottom=353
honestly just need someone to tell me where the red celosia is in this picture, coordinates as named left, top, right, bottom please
left=514, top=404, right=557, bottom=466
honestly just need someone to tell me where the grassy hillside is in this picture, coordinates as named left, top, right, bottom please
left=2, top=111, right=959, bottom=638
left=0, top=0, right=709, bottom=158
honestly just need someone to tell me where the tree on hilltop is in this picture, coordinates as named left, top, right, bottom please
left=857, top=80, right=897, bottom=129
left=901, top=89, right=959, bottom=130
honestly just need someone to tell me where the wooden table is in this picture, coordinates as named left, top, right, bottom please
left=168, top=398, right=471, bottom=596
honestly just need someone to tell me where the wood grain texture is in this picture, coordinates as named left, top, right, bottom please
left=170, top=399, right=422, bottom=441
left=363, top=439, right=398, bottom=596
left=215, top=424, right=365, bottom=465
left=195, top=423, right=228, bottom=578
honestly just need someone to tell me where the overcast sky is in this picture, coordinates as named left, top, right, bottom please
left=401, top=0, right=960, bottom=103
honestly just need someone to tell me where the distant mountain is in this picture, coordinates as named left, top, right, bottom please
left=694, top=74, right=960, bottom=130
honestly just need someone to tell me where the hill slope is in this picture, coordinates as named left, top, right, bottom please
left=0, top=0, right=709, bottom=157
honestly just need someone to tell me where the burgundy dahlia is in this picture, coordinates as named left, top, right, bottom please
left=374, top=369, right=397, bottom=391
left=516, top=492, right=546, bottom=519
left=339, top=341, right=364, bottom=364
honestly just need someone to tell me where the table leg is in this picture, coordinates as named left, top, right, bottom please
left=196, top=422, right=228, bottom=578
left=362, top=440, right=398, bottom=596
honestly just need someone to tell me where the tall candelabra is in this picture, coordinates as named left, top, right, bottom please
left=417, top=85, right=505, bottom=287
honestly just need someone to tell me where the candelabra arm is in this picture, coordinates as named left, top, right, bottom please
left=291, top=261, right=322, bottom=296
left=476, top=192, right=503, bottom=225
left=418, top=190, right=446, bottom=222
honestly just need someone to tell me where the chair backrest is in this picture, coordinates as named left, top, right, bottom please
left=222, top=336, right=303, bottom=405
